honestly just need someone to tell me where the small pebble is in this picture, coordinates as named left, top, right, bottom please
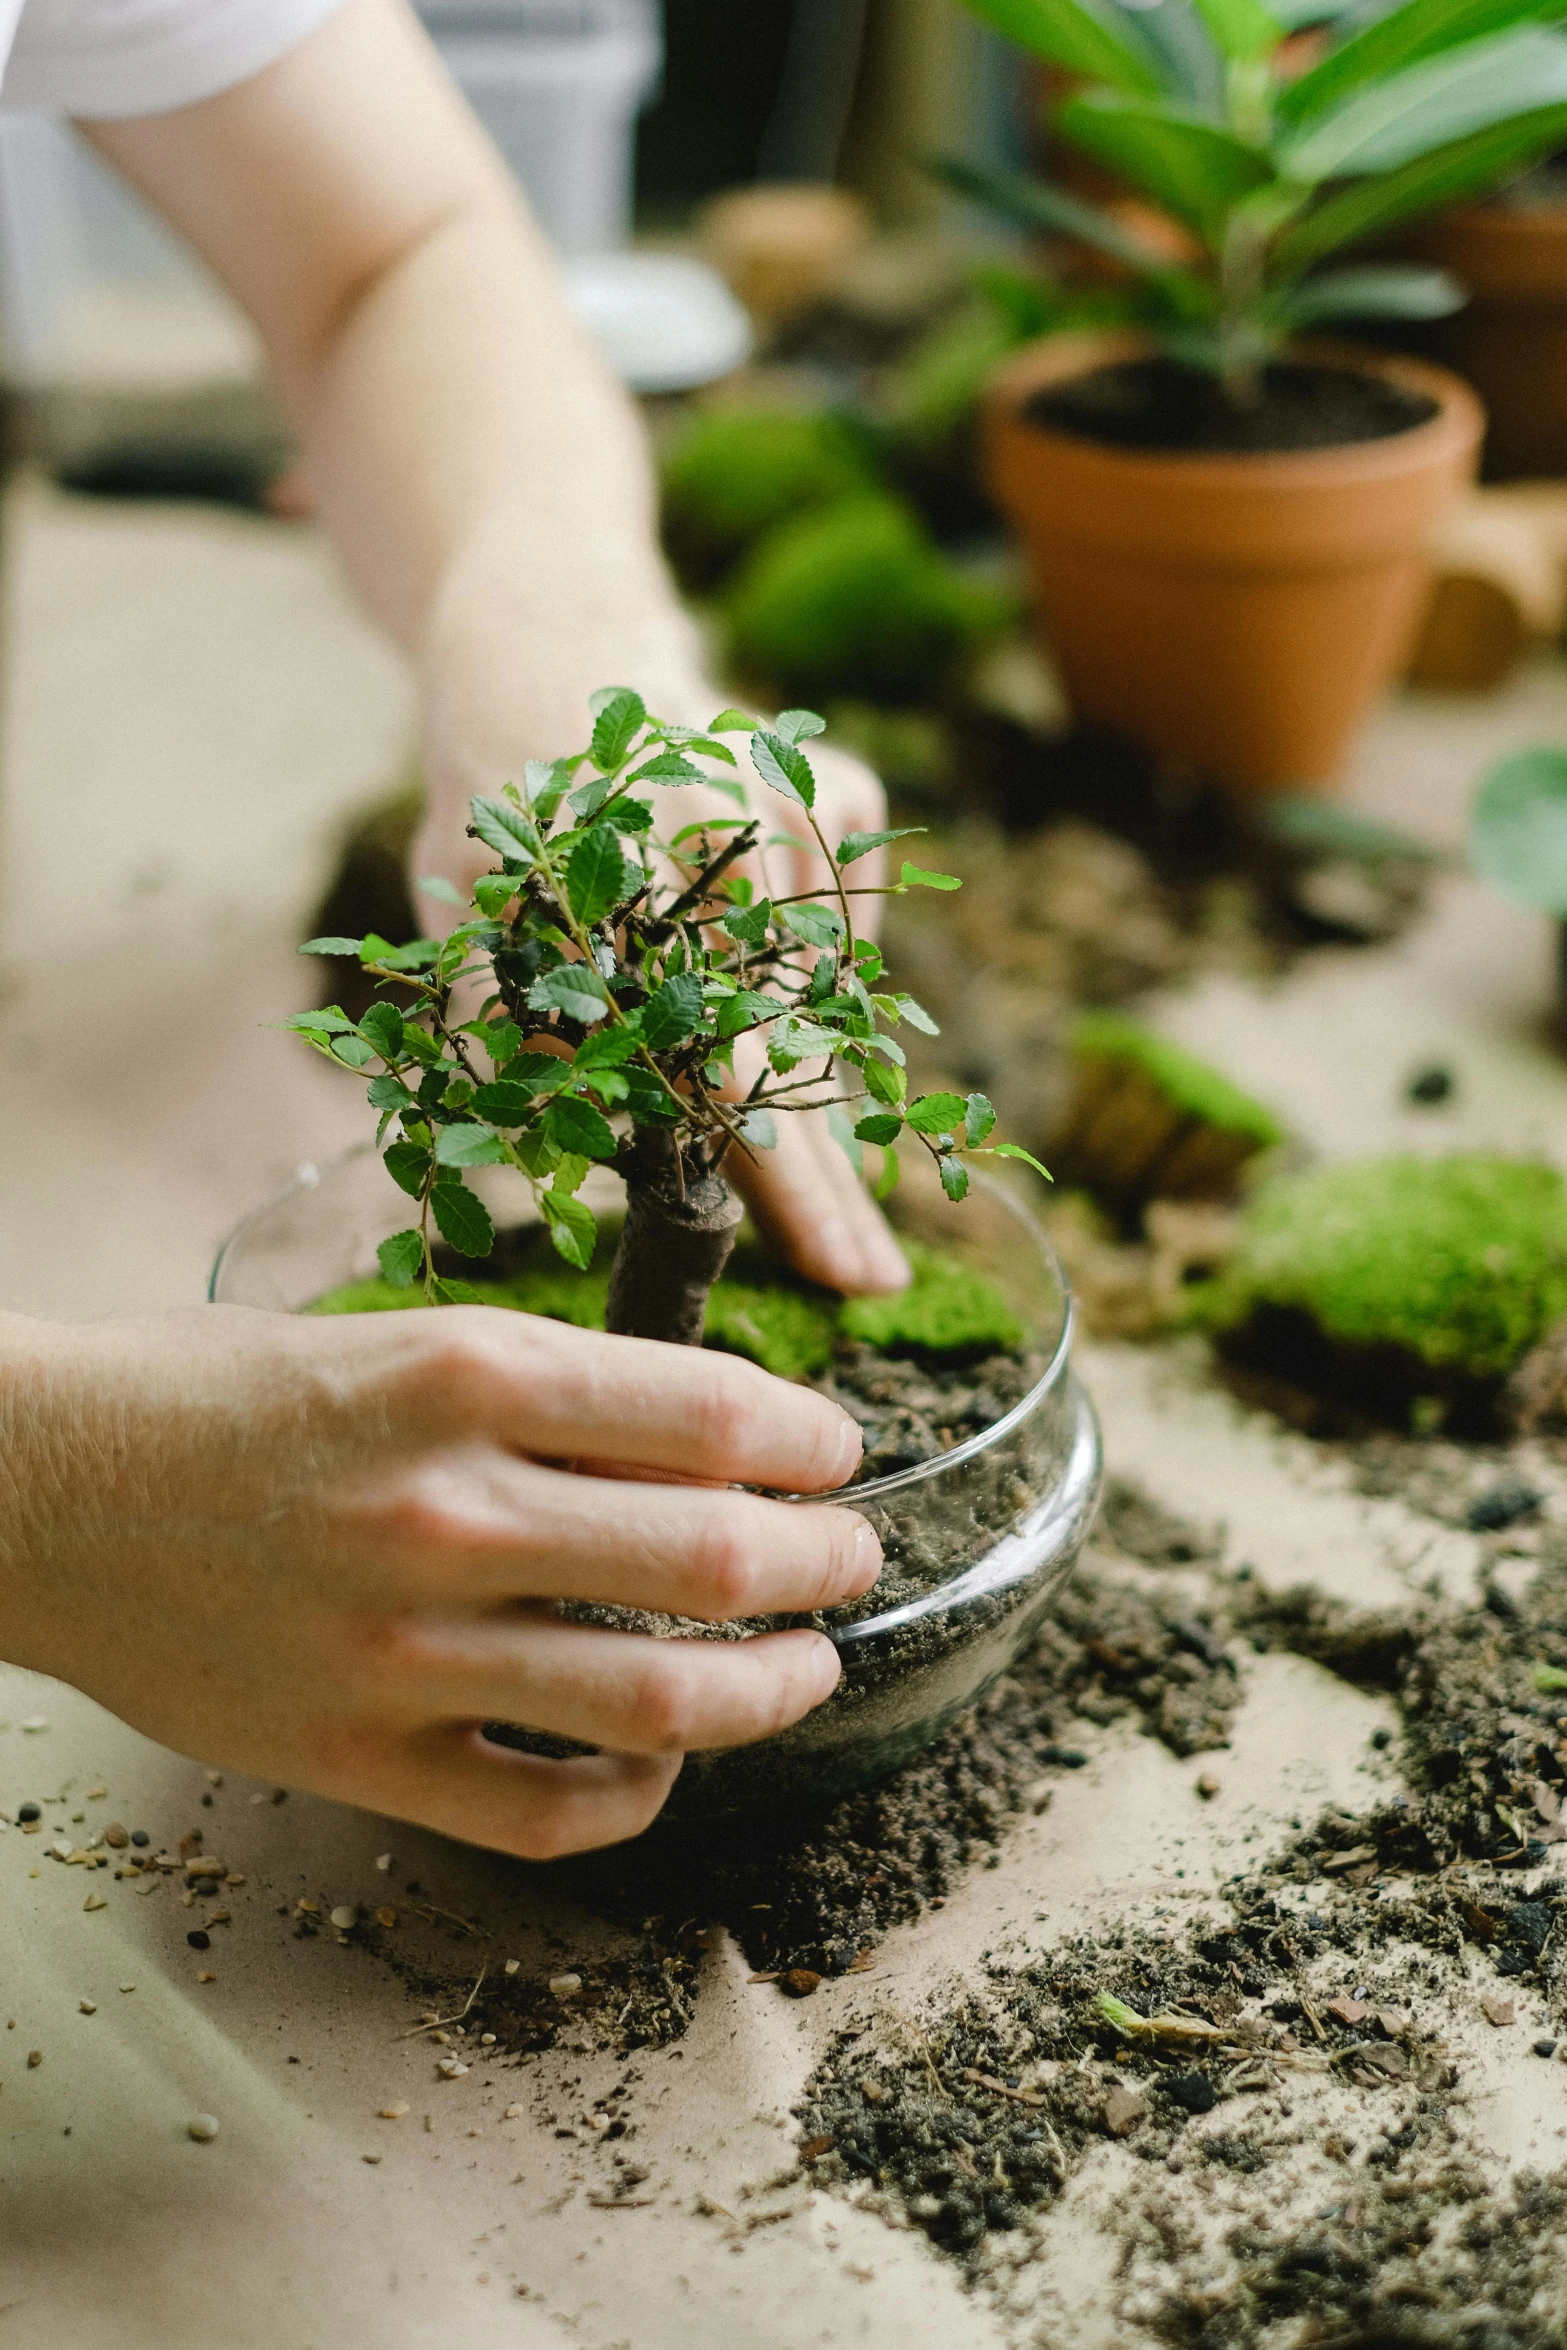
left=1533, top=2038, right=1558, bottom=2058
left=503, top=1958, right=521, bottom=1976
left=1370, top=1729, right=1392, bottom=1750
left=78, top=2000, right=96, bottom=2015
left=1195, top=1772, right=1221, bottom=1800
left=1406, top=1063, right=1453, bottom=1104
left=191, top=1877, right=220, bottom=1898
left=362, top=2152, right=382, bottom=2164
left=329, top=1906, right=358, bottom=1931
left=196, top=1971, right=216, bottom=1984
left=378, top=2101, right=410, bottom=2120
left=130, top=1830, right=150, bottom=1848
left=480, top=2033, right=496, bottom=2046
left=26, top=2049, right=41, bottom=2068
left=504, top=2103, right=525, bottom=2120
left=548, top=1973, right=582, bottom=1999
left=20, top=1717, right=48, bottom=1734
left=205, top=1770, right=222, bottom=1786
left=587, top=2113, right=611, bottom=2134
left=119, top=1983, right=135, bottom=1994
left=780, top=1969, right=822, bottom=1999
left=82, top=1892, right=107, bottom=1912
left=187, top=2114, right=220, bottom=2143
left=16, top=1803, right=39, bottom=1824
left=437, top=2056, right=470, bottom=2080
left=375, top=1854, right=393, bottom=1872
left=85, top=1786, right=107, bottom=1801
left=1481, top=1993, right=1516, bottom=2028
left=187, top=1931, right=211, bottom=1951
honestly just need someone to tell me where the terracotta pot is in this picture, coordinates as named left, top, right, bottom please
left=1409, top=205, right=1567, bottom=480
left=983, top=333, right=1483, bottom=795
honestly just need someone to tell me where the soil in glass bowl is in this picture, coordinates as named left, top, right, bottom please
left=215, top=1151, right=1102, bottom=1818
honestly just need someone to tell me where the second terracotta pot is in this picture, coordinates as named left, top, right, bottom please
left=984, top=334, right=1483, bottom=796
left=1410, top=204, right=1567, bottom=480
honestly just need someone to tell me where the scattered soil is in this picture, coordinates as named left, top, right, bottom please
left=1025, top=361, right=1439, bottom=457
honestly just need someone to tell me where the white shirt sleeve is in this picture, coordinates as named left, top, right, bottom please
left=0, top=0, right=350, bottom=119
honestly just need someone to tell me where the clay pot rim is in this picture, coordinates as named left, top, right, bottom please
left=986, top=329, right=1484, bottom=493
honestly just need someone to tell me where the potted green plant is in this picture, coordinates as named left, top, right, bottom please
left=948, top=0, right=1567, bottom=794
left=217, top=690, right=1102, bottom=1815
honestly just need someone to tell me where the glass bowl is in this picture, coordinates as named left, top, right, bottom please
left=212, top=1147, right=1103, bottom=1820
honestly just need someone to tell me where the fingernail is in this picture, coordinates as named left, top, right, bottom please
left=830, top=1414, right=864, bottom=1488
left=847, top=1516, right=883, bottom=1594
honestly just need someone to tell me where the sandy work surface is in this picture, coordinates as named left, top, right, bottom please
left=5, top=481, right=1567, bottom=2346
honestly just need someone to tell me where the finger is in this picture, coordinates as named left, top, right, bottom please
left=397, top=1311, right=865, bottom=1491
left=728, top=1104, right=909, bottom=1297
left=406, top=1618, right=842, bottom=1756
left=376, top=1453, right=882, bottom=1614
left=385, top=1726, right=680, bottom=1860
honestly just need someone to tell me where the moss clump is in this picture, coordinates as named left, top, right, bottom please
left=1068, top=1013, right=1282, bottom=1149
left=724, top=497, right=1014, bottom=708
left=313, top=1228, right=1022, bottom=1378
left=1198, top=1154, right=1567, bottom=1379
left=839, top=1243, right=1024, bottom=1359
left=659, top=410, right=879, bottom=590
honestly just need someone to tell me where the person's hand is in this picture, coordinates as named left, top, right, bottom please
left=411, top=710, right=910, bottom=1299
left=0, top=1305, right=879, bottom=1857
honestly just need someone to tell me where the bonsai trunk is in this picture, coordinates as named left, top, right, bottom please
left=605, top=1126, right=743, bottom=1346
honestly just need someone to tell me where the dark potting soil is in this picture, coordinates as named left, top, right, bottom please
left=1024, top=360, right=1438, bottom=457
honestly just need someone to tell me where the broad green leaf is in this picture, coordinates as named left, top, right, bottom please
left=331, top=1035, right=375, bottom=1069
left=628, top=751, right=706, bottom=786
left=298, top=935, right=362, bottom=957
left=965, top=1092, right=997, bottom=1147
left=567, top=827, right=637, bottom=926
left=723, top=899, right=773, bottom=948
left=541, top=1188, right=597, bottom=1269
left=827, top=1100, right=864, bottom=1174
left=384, top=1139, right=432, bottom=1199
left=884, top=990, right=939, bottom=1035
left=642, top=972, right=708, bottom=1049
left=956, top=0, right=1164, bottom=96
left=1275, top=262, right=1466, bottom=327
left=471, top=1078, right=541, bottom=1123
left=861, top=1054, right=907, bottom=1104
left=1055, top=92, right=1273, bottom=243
left=430, top=1180, right=496, bottom=1259
left=417, top=874, right=464, bottom=906
left=1278, top=27, right=1567, bottom=182
left=769, top=1015, right=843, bottom=1066
left=498, top=1050, right=574, bottom=1086
left=751, top=729, right=817, bottom=809
left=716, top=987, right=784, bottom=1038
left=1278, top=0, right=1557, bottom=130
left=524, top=757, right=574, bottom=818
left=367, top=1071, right=416, bottom=1113
left=543, top=1094, right=618, bottom=1160
left=434, top=1123, right=507, bottom=1168
left=377, top=1229, right=424, bottom=1289
left=568, top=772, right=620, bottom=822
left=473, top=875, right=517, bottom=919
left=774, top=708, right=827, bottom=744
left=708, top=707, right=758, bottom=732
left=854, top=1113, right=904, bottom=1145
left=526, top=965, right=609, bottom=1026
left=287, top=1007, right=354, bottom=1034
left=572, top=1024, right=642, bottom=1069
left=939, top=1156, right=971, bottom=1203
left=994, top=1142, right=1055, bottom=1179
left=739, top=1108, right=779, bottom=1149
left=1277, top=101, right=1567, bottom=267
left=907, top=1091, right=968, bottom=1136
left=470, top=795, right=538, bottom=865
left=783, top=899, right=846, bottom=950
left=928, top=154, right=1209, bottom=300
left=1189, top=0, right=1281, bottom=63
left=1470, top=746, right=1567, bottom=912
left=899, top=862, right=962, bottom=891
left=837, top=826, right=926, bottom=866
left=359, top=1002, right=404, bottom=1060
left=590, top=687, right=646, bottom=773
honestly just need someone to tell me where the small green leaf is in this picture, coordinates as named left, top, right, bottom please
left=783, top=899, right=845, bottom=950
left=430, top=1179, right=495, bottom=1259
left=417, top=874, right=465, bottom=906
left=939, top=1156, right=971, bottom=1203
left=854, top=1113, right=904, bottom=1145
left=540, top=1189, right=597, bottom=1270
left=573, top=1025, right=641, bottom=1070
left=298, top=935, right=363, bottom=957
left=498, top=1050, right=572, bottom=1087
left=715, top=988, right=780, bottom=1038
left=861, top=1055, right=907, bottom=1105
left=469, top=1079, right=536, bottom=1124
left=708, top=707, right=758, bottom=733
left=470, top=796, right=538, bottom=865
left=1054, top=92, right=1273, bottom=243
left=993, top=1142, right=1054, bottom=1180
left=473, top=875, right=517, bottom=919
left=641, top=972, right=708, bottom=1050
left=434, top=1123, right=507, bottom=1168
left=751, top=729, right=817, bottom=809
left=567, top=826, right=637, bottom=927
left=367, top=1071, right=416, bottom=1113
left=433, top=1277, right=483, bottom=1305
left=590, top=686, right=647, bottom=773
left=906, top=1091, right=967, bottom=1135
left=899, top=862, right=961, bottom=891
left=836, top=826, right=925, bottom=866
left=331, top=1035, right=376, bottom=1069
left=543, top=1094, right=618, bottom=1160
left=722, top=899, right=772, bottom=948
left=526, top=965, right=609, bottom=1026
left=965, top=1092, right=997, bottom=1147
left=376, top=1228, right=424, bottom=1289
left=384, top=1139, right=432, bottom=1199
left=524, top=757, right=574, bottom=818
left=769, top=1015, right=843, bottom=1066
left=628, top=751, right=706, bottom=786
left=359, top=1002, right=405, bottom=1060
left=886, top=990, right=939, bottom=1035
left=287, top=1008, right=355, bottom=1034
left=774, top=708, right=827, bottom=744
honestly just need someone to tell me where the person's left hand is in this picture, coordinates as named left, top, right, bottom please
left=410, top=707, right=910, bottom=1300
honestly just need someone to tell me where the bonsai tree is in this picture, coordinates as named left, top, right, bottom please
left=292, top=692, right=1046, bottom=1347
left=942, top=0, right=1567, bottom=406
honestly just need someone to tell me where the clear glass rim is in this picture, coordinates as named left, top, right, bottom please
left=208, top=1145, right=1077, bottom=1506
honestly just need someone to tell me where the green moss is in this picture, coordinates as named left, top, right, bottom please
left=1069, top=1011, right=1283, bottom=1148
left=839, top=1242, right=1024, bottom=1358
left=1197, top=1154, right=1567, bottom=1377
left=659, top=410, right=879, bottom=588
left=724, top=497, right=1015, bottom=708
left=312, top=1229, right=1023, bottom=1375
